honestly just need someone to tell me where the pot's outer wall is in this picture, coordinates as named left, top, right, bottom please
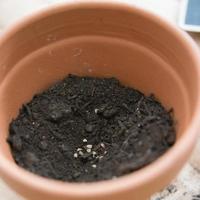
left=0, top=2, right=200, bottom=200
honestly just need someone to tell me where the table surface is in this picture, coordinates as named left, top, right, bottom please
left=0, top=0, right=200, bottom=200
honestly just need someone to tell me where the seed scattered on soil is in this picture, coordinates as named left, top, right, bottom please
left=100, top=143, right=105, bottom=148
left=78, top=151, right=84, bottom=156
left=86, top=149, right=92, bottom=153
left=86, top=145, right=93, bottom=149
left=74, top=153, right=78, bottom=158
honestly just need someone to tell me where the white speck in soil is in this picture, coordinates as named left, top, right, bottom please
left=83, top=139, right=87, bottom=143
left=78, top=151, right=84, bottom=156
left=42, top=135, right=46, bottom=140
left=94, top=109, right=99, bottom=114
left=74, top=153, right=78, bottom=158
left=92, top=164, right=97, bottom=168
left=86, top=149, right=92, bottom=153
left=100, top=143, right=105, bottom=148
left=86, top=144, right=93, bottom=149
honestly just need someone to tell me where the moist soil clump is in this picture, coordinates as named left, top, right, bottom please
left=7, top=74, right=176, bottom=182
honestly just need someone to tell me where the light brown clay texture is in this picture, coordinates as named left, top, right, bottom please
left=0, top=2, right=200, bottom=200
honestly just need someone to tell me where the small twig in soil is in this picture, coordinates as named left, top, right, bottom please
left=68, top=95, right=78, bottom=100
left=142, top=101, right=152, bottom=115
left=121, top=103, right=133, bottom=113
left=91, top=87, right=95, bottom=96
left=121, top=127, right=138, bottom=150
left=81, top=99, right=94, bottom=109
left=135, top=96, right=144, bottom=112
left=23, top=104, right=32, bottom=116
left=47, top=125, right=65, bottom=139
left=43, top=158, right=57, bottom=177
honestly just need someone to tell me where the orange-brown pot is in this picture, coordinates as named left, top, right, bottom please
left=0, top=2, right=200, bottom=200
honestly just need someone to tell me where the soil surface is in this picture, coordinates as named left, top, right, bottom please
left=7, top=74, right=176, bottom=182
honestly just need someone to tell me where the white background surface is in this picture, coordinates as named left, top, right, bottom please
left=0, top=1, right=200, bottom=200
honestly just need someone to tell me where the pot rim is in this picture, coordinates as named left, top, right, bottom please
left=0, top=1, right=200, bottom=198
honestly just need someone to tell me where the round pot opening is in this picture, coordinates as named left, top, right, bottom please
left=0, top=2, right=199, bottom=200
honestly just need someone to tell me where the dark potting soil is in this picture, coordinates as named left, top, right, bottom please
left=7, top=74, right=176, bottom=182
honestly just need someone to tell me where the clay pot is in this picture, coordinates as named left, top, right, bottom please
left=0, top=2, right=200, bottom=200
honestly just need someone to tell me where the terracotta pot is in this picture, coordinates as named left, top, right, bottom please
left=0, top=2, right=200, bottom=200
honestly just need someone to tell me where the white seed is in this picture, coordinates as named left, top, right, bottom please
left=92, top=152, right=97, bottom=157
left=78, top=151, right=84, bottom=156
left=86, top=144, right=93, bottom=149
left=100, top=143, right=105, bottom=148
left=74, top=153, right=78, bottom=158
left=104, top=151, right=107, bottom=154
left=92, top=164, right=97, bottom=168
left=83, top=139, right=87, bottom=143
left=86, top=149, right=91, bottom=153
left=92, top=151, right=97, bottom=155
left=94, top=109, right=99, bottom=114
left=77, top=148, right=82, bottom=151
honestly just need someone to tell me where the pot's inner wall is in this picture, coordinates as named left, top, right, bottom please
left=0, top=4, right=197, bottom=160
